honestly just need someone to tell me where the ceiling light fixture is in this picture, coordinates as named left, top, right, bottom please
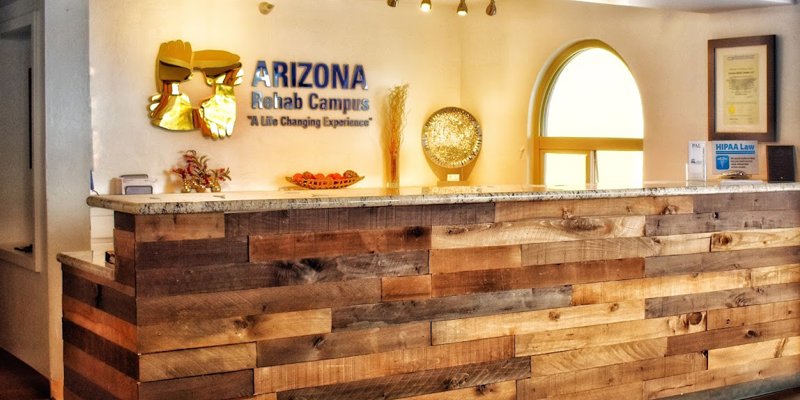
left=420, top=0, right=432, bottom=12
left=387, top=0, right=398, bottom=7
left=486, top=0, right=497, bottom=16
left=457, top=0, right=468, bottom=16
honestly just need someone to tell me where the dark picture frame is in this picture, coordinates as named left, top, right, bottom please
left=708, top=35, right=776, bottom=142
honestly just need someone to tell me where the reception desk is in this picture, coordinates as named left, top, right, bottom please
left=59, top=183, right=800, bottom=400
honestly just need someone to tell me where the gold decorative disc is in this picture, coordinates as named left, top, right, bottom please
left=421, top=107, right=482, bottom=169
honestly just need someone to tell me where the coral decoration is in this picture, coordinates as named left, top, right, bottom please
left=171, top=150, right=231, bottom=192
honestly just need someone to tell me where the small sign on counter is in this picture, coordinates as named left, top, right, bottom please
left=712, top=140, right=758, bottom=175
left=687, top=141, right=706, bottom=181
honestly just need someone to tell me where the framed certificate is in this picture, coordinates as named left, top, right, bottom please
left=708, top=35, right=776, bottom=142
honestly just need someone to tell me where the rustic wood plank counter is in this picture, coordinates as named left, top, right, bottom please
left=60, top=183, right=800, bottom=400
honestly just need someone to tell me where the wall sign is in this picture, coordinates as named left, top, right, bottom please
left=148, top=40, right=244, bottom=140
left=247, top=60, right=373, bottom=129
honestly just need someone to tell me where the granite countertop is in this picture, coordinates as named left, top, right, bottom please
left=87, top=181, right=800, bottom=215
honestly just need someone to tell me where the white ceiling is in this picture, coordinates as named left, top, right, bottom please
left=570, top=0, right=797, bottom=13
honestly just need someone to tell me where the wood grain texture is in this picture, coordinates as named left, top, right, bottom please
left=64, top=343, right=137, bottom=400
left=62, top=271, right=136, bottom=325
left=572, top=269, right=751, bottom=305
left=666, top=318, right=800, bottom=355
left=134, top=213, right=225, bottom=242
left=660, top=374, right=800, bottom=400
left=515, top=312, right=705, bottom=356
left=711, top=227, right=800, bottom=252
left=139, top=308, right=331, bottom=353
left=256, top=336, right=513, bottom=393
left=398, top=380, right=516, bottom=400
left=138, top=278, right=380, bottom=325
left=226, top=203, right=495, bottom=236
left=706, top=299, right=800, bottom=330
left=273, top=358, right=530, bottom=400
left=694, top=192, right=800, bottom=213
left=62, top=264, right=134, bottom=298
left=751, top=264, right=800, bottom=287
left=431, top=258, right=644, bottom=298
left=429, top=245, right=521, bottom=274
left=62, top=295, right=136, bottom=352
left=646, top=282, right=800, bottom=318
left=333, top=287, right=572, bottom=331
left=708, top=336, right=800, bottom=370
left=134, top=236, right=249, bottom=269
left=62, top=319, right=139, bottom=379
left=644, top=354, right=800, bottom=399
left=250, top=226, right=431, bottom=261
left=64, top=366, right=120, bottom=400
left=531, top=338, right=667, bottom=376
left=114, top=211, right=135, bottom=232
left=522, top=238, right=653, bottom=265
left=431, top=216, right=646, bottom=249
left=139, top=343, right=256, bottom=381
left=256, top=322, right=431, bottom=367
left=645, top=210, right=800, bottom=236
left=518, top=353, right=705, bottom=399
left=138, top=370, right=254, bottom=400
left=645, top=246, right=800, bottom=277
left=494, top=196, right=693, bottom=222
left=114, top=229, right=134, bottom=260
left=544, top=382, right=643, bottom=400
left=382, top=275, right=432, bottom=301
left=431, top=300, right=644, bottom=345
left=136, top=250, right=427, bottom=297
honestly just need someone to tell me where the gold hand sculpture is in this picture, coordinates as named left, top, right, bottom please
left=147, top=42, right=243, bottom=139
left=194, top=50, right=243, bottom=140
left=148, top=40, right=196, bottom=131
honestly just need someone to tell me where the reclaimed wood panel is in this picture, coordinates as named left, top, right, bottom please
left=663, top=374, right=800, bottom=400
left=114, top=229, right=135, bottom=260
left=708, top=336, right=800, bottom=369
left=495, top=196, right=693, bottom=222
left=694, top=192, right=800, bottom=213
left=522, top=237, right=656, bottom=265
left=63, top=271, right=136, bottom=325
left=543, top=382, right=643, bottom=400
left=666, top=318, right=800, bottom=355
left=707, top=299, right=800, bottom=330
left=429, top=245, right=521, bottom=274
left=114, top=212, right=135, bottom=232
left=333, top=287, right=572, bottom=331
left=432, top=258, right=644, bottom=298
left=135, top=213, right=225, bottom=242
left=399, top=380, right=516, bottom=400
left=431, top=216, right=646, bottom=249
left=62, top=319, right=138, bottom=379
left=256, top=336, right=513, bottom=393
left=256, top=322, right=431, bottom=367
left=645, top=210, right=800, bottom=236
left=711, top=227, right=800, bottom=252
left=518, top=353, right=705, bottom=399
left=138, top=370, right=254, bottom=400
left=136, top=250, right=427, bottom=297
left=274, top=358, right=531, bottom=400
left=645, top=246, right=800, bottom=277
left=139, top=343, right=256, bottom=381
left=649, top=233, right=712, bottom=257
left=64, top=366, right=120, bottom=400
left=138, top=278, right=381, bottom=325
left=382, top=275, right=431, bottom=301
left=226, top=203, right=495, bottom=236
left=134, top=236, right=249, bottom=269
left=646, top=282, right=800, bottom=318
left=250, top=226, right=430, bottom=261
left=138, top=308, right=331, bottom=353
left=64, top=343, right=137, bottom=400
left=644, top=354, right=800, bottom=399
left=431, top=300, right=644, bottom=345
left=515, top=312, right=705, bottom=356
left=572, top=269, right=751, bottom=305
left=751, top=264, right=800, bottom=287
left=531, top=338, right=667, bottom=376
left=62, top=296, right=136, bottom=352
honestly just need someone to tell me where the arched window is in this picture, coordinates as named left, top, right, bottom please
left=532, top=40, right=644, bottom=187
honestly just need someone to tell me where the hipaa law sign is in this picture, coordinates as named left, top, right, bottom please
left=712, top=141, right=758, bottom=175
